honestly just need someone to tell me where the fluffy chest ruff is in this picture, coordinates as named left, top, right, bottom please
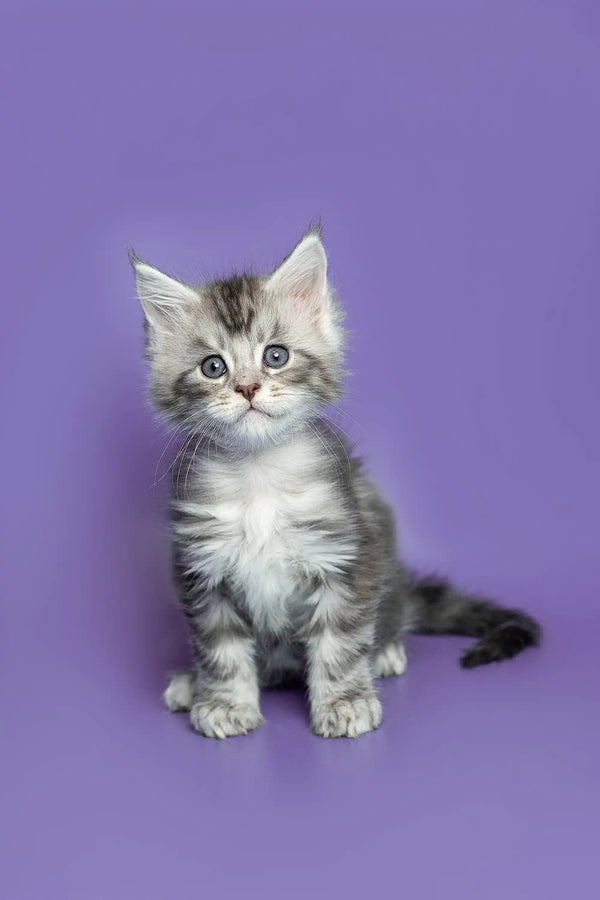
left=173, top=438, right=357, bottom=634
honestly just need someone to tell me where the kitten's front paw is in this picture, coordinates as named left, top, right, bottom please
left=190, top=702, right=264, bottom=739
left=311, top=694, right=383, bottom=738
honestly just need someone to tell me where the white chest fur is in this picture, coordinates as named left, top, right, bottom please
left=174, top=437, right=355, bottom=634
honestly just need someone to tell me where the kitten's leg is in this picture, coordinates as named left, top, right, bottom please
left=306, top=586, right=382, bottom=738
left=184, top=591, right=264, bottom=739
left=373, top=642, right=407, bottom=678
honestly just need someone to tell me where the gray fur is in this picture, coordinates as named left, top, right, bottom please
left=131, top=230, right=541, bottom=739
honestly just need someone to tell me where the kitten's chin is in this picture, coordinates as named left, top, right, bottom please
left=224, top=407, right=298, bottom=451
left=235, top=410, right=280, bottom=442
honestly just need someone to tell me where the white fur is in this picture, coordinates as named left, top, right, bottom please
left=132, top=258, right=199, bottom=331
left=373, top=642, right=407, bottom=678
left=190, top=702, right=264, bottom=739
left=267, top=233, right=327, bottom=303
left=175, top=433, right=357, bottom=635
left=163, top=670, right=194, bottom=711
left=311, top=695, right=383, bottom=738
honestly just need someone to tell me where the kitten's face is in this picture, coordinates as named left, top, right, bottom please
left=132, top=233, right=344, bottom=451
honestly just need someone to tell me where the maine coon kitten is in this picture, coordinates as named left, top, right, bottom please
left=131, top=229, right=541, bottom=739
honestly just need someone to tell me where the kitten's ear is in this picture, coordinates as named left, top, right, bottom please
left=267, top=232, right=327, bottom=307
left=129, top=250, right=198, bottom=331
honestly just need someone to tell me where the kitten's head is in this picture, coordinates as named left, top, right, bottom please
left=131, top=230, right=345, bottom=451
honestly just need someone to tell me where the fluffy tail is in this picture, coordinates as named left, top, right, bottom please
left=407, top=575, right=541, bottom=669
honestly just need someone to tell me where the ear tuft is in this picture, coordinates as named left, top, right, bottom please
left=302, top=218, right=323, bottom=241
left=127, top=245, right=141, bottom=268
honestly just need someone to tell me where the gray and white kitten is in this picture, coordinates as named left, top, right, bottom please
left=131, top=229, right=540, bottom=739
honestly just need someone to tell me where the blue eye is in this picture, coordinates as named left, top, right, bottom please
left=263, top=345, right=289, bottom=368
left=200, top=355, right=227, bottom=378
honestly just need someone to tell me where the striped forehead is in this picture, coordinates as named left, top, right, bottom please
left=203, top=274, right=284, bottom=349
left=205, top=274, right=261, bottom=335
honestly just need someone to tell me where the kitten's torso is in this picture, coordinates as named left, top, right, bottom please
left=173, top=427, right=363, bottom=638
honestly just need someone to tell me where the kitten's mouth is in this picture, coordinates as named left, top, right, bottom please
left=241, top=405, right=272, bottom=419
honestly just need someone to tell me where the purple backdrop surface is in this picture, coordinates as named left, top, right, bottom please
left=2, top=1, right=599, bottom=898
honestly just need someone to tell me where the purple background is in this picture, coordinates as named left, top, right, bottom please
left=2, top=1, right=599, bottom=897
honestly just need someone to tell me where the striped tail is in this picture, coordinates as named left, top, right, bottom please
left=407, top=575, right=541, bottom=668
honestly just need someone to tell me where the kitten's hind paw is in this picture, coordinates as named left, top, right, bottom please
left=373, top=642, right=407, bottom=678
left=311, top=694, right=383, bottom=738
left=163, top=670, right=194, bottom=712
left=190, top=702, right=265, bottom=739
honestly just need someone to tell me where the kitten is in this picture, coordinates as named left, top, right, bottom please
left=130, top=229, right=541, bottom=739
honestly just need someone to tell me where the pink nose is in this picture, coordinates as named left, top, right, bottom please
left=235, top=383, right=260, bottom=402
